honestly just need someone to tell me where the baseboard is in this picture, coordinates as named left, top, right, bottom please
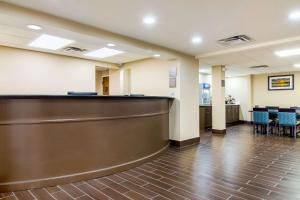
left=239, top=120, right=253, bottom=125
left=170, top=137, right=200, bottom=148
left=212, top=129, right=226, bottom=134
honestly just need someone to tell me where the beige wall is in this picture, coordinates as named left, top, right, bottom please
left=211, top=66, right=226, bottom=130
left=109, top=69, right=122, bottom=95
left=252, top=72, right=300, bottom=107
left=225, top=72, right=300, bottom=122
left=110, top=58, right=199, bottom=141
left=0, top=46, right=116, bottom=95
left=226, top=76, right=252, bottom=121
left=178, top=58, right=199, bottom=140
left=121, top=58, right=177, bottom=96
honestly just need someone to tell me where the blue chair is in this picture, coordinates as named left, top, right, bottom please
left=278, top=108, right=300, bottom=139
left=266, top=106, right=279, bottom=120
left=253, top=108, right=272, bottom=135
left=291, top=107, right=300, bottom=120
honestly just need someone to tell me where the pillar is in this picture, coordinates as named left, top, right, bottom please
left=211, top=65, right=226, bottom=133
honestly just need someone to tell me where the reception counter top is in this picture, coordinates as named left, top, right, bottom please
left=0, top=94, right=173, bottom=99
left=0, top=95, right=172, bottom=192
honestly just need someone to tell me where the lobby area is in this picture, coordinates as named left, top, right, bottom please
left=1, top=1, right=300, bottom=200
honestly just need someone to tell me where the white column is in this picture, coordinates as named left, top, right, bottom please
left=169, top=57, right=200, bottom=143
left=211, top=65, right=226, bottom=133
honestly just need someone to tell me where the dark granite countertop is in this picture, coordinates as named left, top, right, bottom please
left=0, top=95, right=174, bottom=100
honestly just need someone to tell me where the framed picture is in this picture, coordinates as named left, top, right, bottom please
left=268, top=74, right=294, bottom=91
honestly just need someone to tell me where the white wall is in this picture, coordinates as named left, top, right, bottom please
left=226, top=76, right=252, bottom=121
left=0, top=46, right=117, bottom=95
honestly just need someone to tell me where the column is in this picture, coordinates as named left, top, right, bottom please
left=211, top=65, right=226, bottom=133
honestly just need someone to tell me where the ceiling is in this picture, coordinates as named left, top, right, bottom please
left=0, top=24, right=150, bottom=64
left=3, top=0, right=300, bottom=55
left=199, top=39, right=300, bottom=76
left=1, top=0, right=300, bottom=75
left=0, top=4, right=153, bottom=64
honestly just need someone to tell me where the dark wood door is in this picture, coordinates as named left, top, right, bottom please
left=102, top=76, right=109, bottom=95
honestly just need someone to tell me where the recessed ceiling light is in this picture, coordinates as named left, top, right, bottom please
left=294, top=64, right=300, bottom=68
left=192, top=37, right=202, bottom=44
left=27, top=24, right=42, bottom=30
left=107, top=43, right=116, bottom=47
left=153, top=54, right=160, bottom=57
left=275, top=48, right=300, bottom=57
left=143, top=16, right=156, bottom=25
left=289, top=11, right=300, bottom=20
left=29, top=34, right=74, bottom=50
left=84, top=47, right=124, bottom=58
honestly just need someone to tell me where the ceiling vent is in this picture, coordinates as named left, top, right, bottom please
left=249, top=65, right=269, bottom=69
left=63, top=46, right=87, bottom=53
left=217, top=35, right=254, bottom=47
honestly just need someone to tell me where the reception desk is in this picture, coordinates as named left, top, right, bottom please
left=0, top=95, right=172, bottom=192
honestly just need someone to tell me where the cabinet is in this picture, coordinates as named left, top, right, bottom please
left=226, top=105, right=240, bottom=123
left=200, top=105, right=240, bottom=130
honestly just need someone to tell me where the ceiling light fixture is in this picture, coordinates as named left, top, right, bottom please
left=294, top=64, right=300, bottom=68
left=289, top=11, right=300, bottom=20
left=153, top=54, right=161, bottom=57
left=27, top=24, right=42, bottom=30
left=143, top=16, right=156, bottom=25
left=192, top=37, right=202, bottom=44
left=275, top=48, right=300, bottom=57
left=29, top=34, right=74, bottom=50
left=84, top=47, right=124, bottom=58
left=107, top=43, right=116, bottom=47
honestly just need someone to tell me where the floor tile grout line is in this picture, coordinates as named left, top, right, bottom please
left=84, top=180, right=116, bottom=199
left=71, top=183, right=96, bottom=200
left=28, top=190, right=38, bottom=200
left=144, top=182, right=189, bottom=200
left=107, top=175, right=160, bottom=199
left=43, top=188, right=59, bottom=200
left=57, top=185, right=77, bottom=199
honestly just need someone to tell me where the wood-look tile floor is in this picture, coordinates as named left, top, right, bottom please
left=2, top=124, right=300, bottom=200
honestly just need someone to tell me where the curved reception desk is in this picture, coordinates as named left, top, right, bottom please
left=0, top=95, right=172, bottom=192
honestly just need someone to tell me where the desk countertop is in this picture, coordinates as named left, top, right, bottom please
left=0, top=95, right=173, bottom=100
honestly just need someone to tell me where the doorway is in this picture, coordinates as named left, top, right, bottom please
left=102, top=76, right=109, bottom=95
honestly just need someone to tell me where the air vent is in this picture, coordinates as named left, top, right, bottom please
left=63, top=46, right=87, bottom=53
left=217, top=35, right=254, bottom=47
left=249, top=65, right=269, bottom=69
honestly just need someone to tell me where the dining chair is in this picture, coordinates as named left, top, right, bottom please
left=278, top=108, right=300, bottom=139
left=291, top=107, right=300, bottom=120
left=266, top=106, right=279, bottom=120
left=253, top=108, right=272, bottom=135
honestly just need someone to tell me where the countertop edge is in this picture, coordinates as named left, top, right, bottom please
left=0, top=95, right=174, bottom=100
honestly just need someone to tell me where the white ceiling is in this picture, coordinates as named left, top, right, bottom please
left=1, top=0, right=300, bottom=75
left=0, top=24, right=150, bottom=64
left=0, top=6, right=152, bottom=64
left=3, top=0, right=300, bottom=55
left=199, top=39, right=300, bottom=77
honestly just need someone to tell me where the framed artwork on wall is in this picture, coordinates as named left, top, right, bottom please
left=268, top=74, right=294, bottom=91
